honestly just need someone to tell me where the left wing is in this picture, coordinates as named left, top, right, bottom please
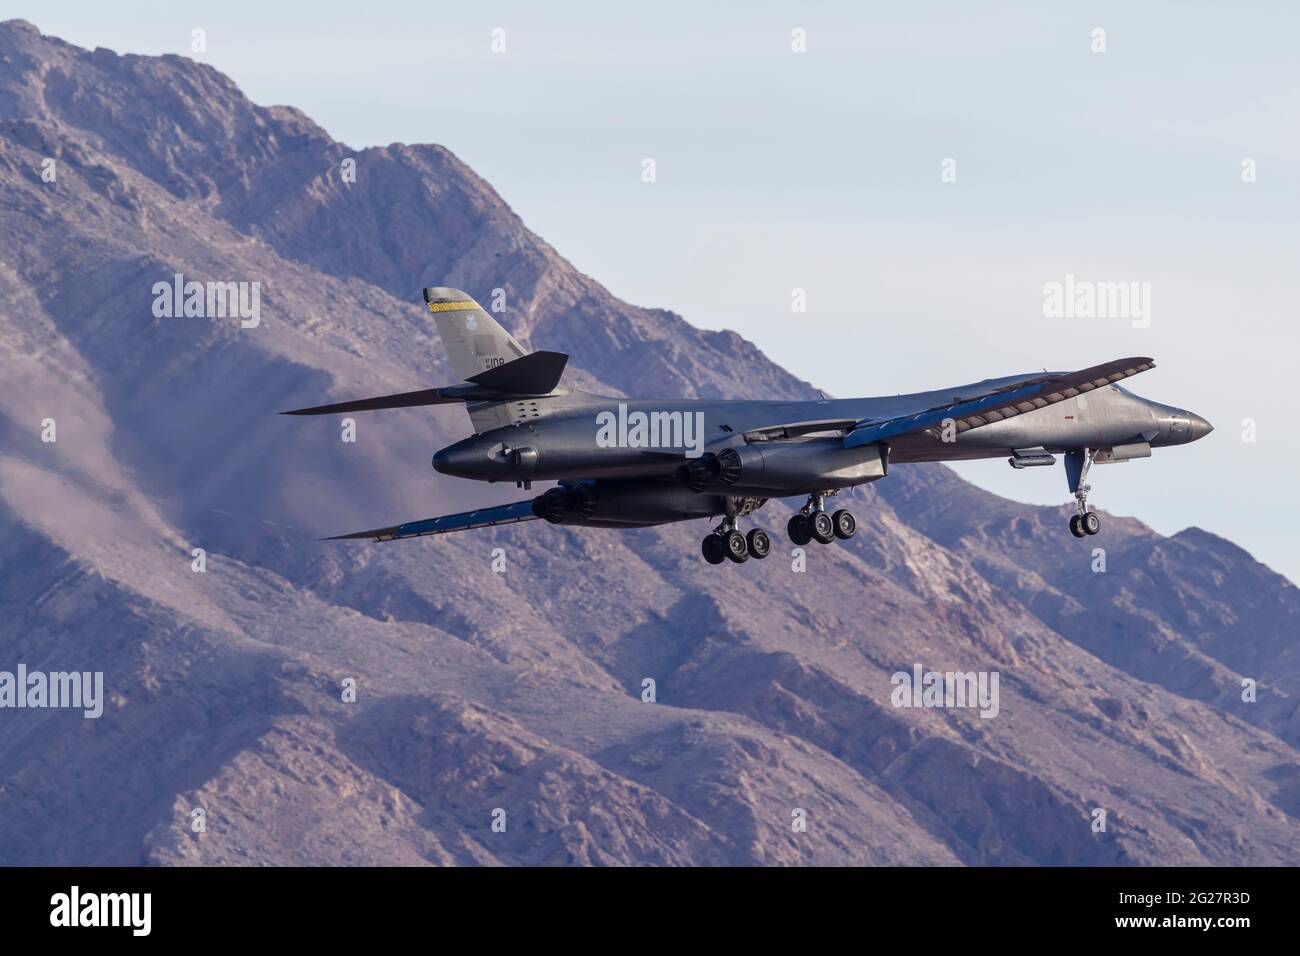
left=844, top=356, right=1155, bottom=448
left=326, top=499, right=538, bottom=542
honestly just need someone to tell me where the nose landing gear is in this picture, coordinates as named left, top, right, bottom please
left=1069, top=512, right=1101, bottom=537
left=1065, top=449, right=1102, bottom=537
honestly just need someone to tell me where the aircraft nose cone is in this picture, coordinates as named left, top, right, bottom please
left=1188, top=413, right=1214, bottom=441
left=432, top=442, right=478, bottom=476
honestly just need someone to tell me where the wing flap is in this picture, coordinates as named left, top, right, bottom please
left=326, top=499, right=539, bottom=542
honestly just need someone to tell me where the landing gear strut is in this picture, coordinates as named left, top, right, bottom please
left=1065, top=449, right=1101, bottom=537
left=787, top=492, right=857, bottom=546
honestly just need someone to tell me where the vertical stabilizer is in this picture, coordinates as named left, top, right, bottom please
left=423, top=287, right=529, bottom=383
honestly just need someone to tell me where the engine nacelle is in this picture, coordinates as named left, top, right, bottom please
left=677, top=439, right=887, bottom=495
left=533, top=480, right=727, bottom=527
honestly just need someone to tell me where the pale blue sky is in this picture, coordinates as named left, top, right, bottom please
left=13, top=1, right=1300, bottom=582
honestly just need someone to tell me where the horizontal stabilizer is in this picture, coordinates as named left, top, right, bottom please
left=280, top=387, right=462, bottom=416
left=467, top=350, right=568, bottom=395
left=845, top=357, right=1155, bottom=448
left=326, top=499, right=539, bottom=542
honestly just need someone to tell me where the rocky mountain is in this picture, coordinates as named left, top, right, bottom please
left=1, top=19, right=1296, bottom=865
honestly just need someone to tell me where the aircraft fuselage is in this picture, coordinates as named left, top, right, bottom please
left=432, top=374, right=1211, bottom=491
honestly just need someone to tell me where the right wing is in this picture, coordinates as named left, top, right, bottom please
left=844, top=356, right=1155, bottom=448
left=326, top=499, right=539, bottom=542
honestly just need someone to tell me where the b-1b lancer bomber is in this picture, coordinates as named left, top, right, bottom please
left=284, top=288, right=1212, bottom=565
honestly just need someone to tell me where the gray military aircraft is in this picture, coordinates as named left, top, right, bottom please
left=284, top=287, right=1212, bottom=565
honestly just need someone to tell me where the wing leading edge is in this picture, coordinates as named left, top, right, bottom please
left=843, top=356, right=1155, bottom=448
left=327, top=499, right=539, bottom=542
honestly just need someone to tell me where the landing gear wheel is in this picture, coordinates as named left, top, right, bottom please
left=811, top=511, right=835, bottom=544
left=746, top=528, right=771, bottom=559
left=1069, top=515, right=1085, bottom=538
left=787, top=513, right=812, bottom=546
left=832, top=509, right=856, bottom=540
left=1082, top=511, right=1101, bottom=535
left=723, top=529, right=750, bottom=563
left=701, top=534, right=726, bottom=564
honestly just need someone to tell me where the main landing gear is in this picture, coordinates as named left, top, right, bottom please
left=1065, top=449, right=1102, bottom=538
left=701, top=516, right=772, bottom=565
left=786, top=492, right=856, bottom=547
left=700, top=493, right=854, bottom=565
